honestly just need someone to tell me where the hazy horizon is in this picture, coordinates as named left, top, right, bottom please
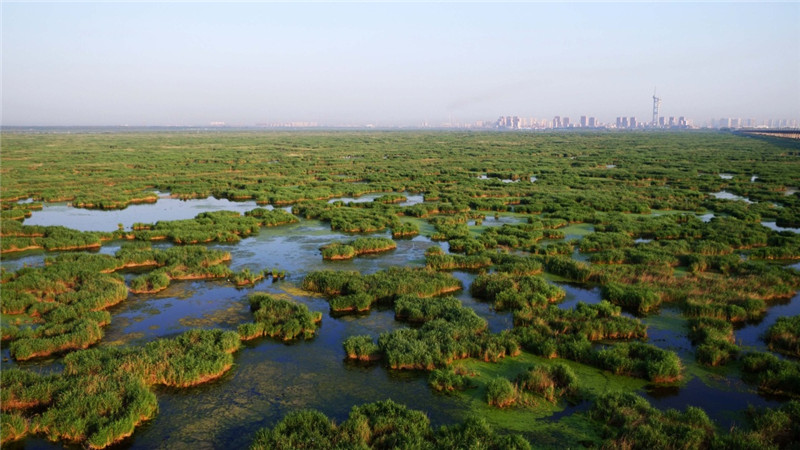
left=2, top=2, right=799, bottom=127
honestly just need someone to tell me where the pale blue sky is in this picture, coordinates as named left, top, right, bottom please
left=2, top=2, right=798, bottom=126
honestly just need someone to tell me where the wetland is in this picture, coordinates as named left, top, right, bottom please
left=1, top=130, right=800, bottom=448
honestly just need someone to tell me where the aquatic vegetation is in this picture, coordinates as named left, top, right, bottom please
left=368, top=295, right=519, bottom=370
left=424, top=248, right=493, bottom=270
left=392, top=221, right=419, bottom=238
left=688, top=317, right=739, bottom=366
left=343, top=335, right=381, bottom=361
left=250, top=399, right=532, bottom=449
left=1, top=259, right=127, bottom=360
left=131, top=209, right=296, bottom=244
left=764, top=315, right=800, bottom=357
left=294, top=202, right=399, bottom=232
left=718, top=400, right=800, bottom=448
left=0, top=244, right=239, bottom=361
left=428, top=366, right=473, bottom=392
left=0, top=221, right=111, bottom=254
left=238, top=293, right=322, bottom=341
left=470, top=272, right=565, bottom=312
left=740, top=352, right=800, bottom=398
left=320, top=242, right=357, bottom=260
left=394, top=295, right=464, bottom=323
left=579, top=231, right=634, bottom=253
left=0, top=329, right=240, bottom=448
left=486, top=377, right=517, bottom=407
left=302, top=267, right=462, bottom=313
left=2, top=130, right=800, bottom=447
left=487, top=363, right=582, bottom=408
left=320, top=236, right=396, bottom=260
left=508, top=303, right=675, bottom=382
left=594, top=342, right=682, bottom=383
left=129, top=270, right=171, bottom=293
left=601, top=282, right=662, bottom=315
left=588, top=392, right=716, bottom=449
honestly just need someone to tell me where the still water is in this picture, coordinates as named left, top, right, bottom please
left=2, top=196, right=798, bottom=448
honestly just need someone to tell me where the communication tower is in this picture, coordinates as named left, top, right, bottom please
left=652, top=88, right=661, bottom=128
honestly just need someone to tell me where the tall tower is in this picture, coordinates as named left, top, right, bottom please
left=652, top=88, right=661, bottom=128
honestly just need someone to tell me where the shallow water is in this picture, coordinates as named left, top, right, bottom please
left=3, top=198, right=800, bottom=448
left=760, top=221, right=800, bottom=234
left=735, top=291, right=800, bottom=353
left=21, top=194, right=270, bottom=232
left=710, top=191, right=755, bottom=204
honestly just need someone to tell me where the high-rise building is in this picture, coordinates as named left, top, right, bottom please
left=563, top=117, right=570, bottom=128
left=659, top=117, right=666, bottom=127
left=678, top=116, right=687, bottom=127
left=669, top=117, right=675, bottom=127
left=629, top=117, right=637, bottom=128
left=553, top=116, right=562, bottom=129
left=588, top=117, right=596, bottom=128
left=580, top=116, right=587, bottom=128
left=621, top=117, right=629, bottom=128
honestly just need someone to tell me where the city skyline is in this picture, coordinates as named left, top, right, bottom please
left=2, top=2, right=799, bottom=127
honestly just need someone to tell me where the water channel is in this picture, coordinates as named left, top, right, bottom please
left=2, top=194, right=798, bottom=448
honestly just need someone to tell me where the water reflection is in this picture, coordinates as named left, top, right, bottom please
left=4, top=192, right=800, bottom=449
left=22, top=194, right=273, bottom=232
left=735, top=291, right=800, bottom=352
left=710, top=191, right=755, bottom=204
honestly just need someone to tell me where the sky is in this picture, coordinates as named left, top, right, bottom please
left=2, top=2, right=799, bottom=127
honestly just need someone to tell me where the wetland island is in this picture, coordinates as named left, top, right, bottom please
left=1, top=130, right=800, bottom=449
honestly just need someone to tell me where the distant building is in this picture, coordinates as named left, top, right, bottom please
left=580, top=116, right=587, bottom=128
left=588, top=117, right=596, bottom=128
left=553, top=116, right=562, bottom=128
left=629, top=117, right=637, bottom=128
left=563, top=117, right=570, bottom=128
left=669, top=117, right=675, bottom=127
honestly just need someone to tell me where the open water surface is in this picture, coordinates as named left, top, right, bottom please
left=2, top=196, right=799, bottom=447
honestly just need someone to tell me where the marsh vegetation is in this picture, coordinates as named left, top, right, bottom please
left=1, top=130, right=799, bottom=448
